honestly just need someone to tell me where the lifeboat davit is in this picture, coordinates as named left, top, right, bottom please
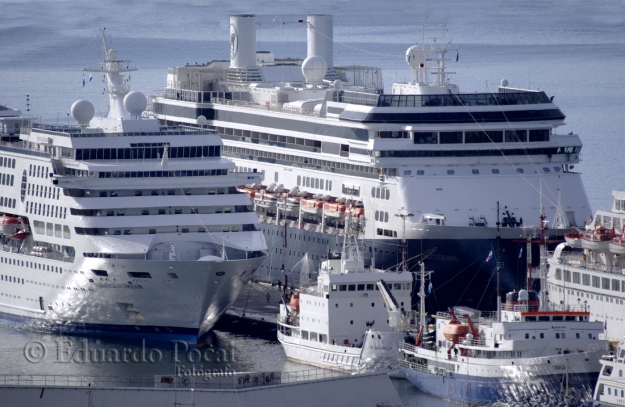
left=254, top=190, right=278, bottom=208
left=581, top=226, right=614, bottom=252
left=289, top=293, right=300, bottom=313
left=609, top=235, right=625, bottom=256
left=9, top=230, right=30, bottom=241
left=236, top=186, right=256, bottom=199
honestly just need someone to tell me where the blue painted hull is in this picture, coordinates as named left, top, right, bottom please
left=400, top=366, right=597, bottom=406
left=0, top=310, right=198, bottom=343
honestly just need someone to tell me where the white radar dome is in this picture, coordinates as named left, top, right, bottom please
left=302, top=56, right=328, bottom=83
left=501, top=79, right=509, bottom=87
left=333, top=79, right=343, bottom=90
left=406, top=45, right=427, bottom=68
left=108, top=49, right=118, bottom=60
left=70, top=99, right=95, bottom=125
left=123, top=91, right=147, bottom=117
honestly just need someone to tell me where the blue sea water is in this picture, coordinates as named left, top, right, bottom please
left=1, top=0, right=624, bottom=404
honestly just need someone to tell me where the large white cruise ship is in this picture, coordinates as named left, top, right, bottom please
left=150, top=14, right=591, bottom=310
left=0, top=31, right=267, bottom=341
left=547, top=191, right=625, bottom=342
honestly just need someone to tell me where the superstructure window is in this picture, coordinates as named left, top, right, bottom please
left=413, top=132, right=437, bottom=144
left=439, top=131, right=463, bottom=144
left=128, top=272, right=151, bottom=278
left=529, top=129, right=550, bottom=142
left=91, top=269, right=108, bottom=277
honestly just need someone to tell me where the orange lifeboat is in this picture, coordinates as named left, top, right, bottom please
left=443, top=316, right=471, bottom=344
left=289, top=293, right=300, bottom=313
left=300, top=198, right=323, bottom=215
left=323, top=202, right=346, bottom=218
left=349, top=207, right=365, bottom=218
left=1, top=214, right=19, bottom=235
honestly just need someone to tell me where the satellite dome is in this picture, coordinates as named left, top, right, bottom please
left=302, top=56, right=328, bottom=83
left=108, top=49, right=118, bottom=59
left=333, top=79, right=343, bottom=90
left=70, top=100, right=95, bottom=125
left=406, top=45, right=427, bottom=69
left=123, top=91, right=147, bottom=117
left=501, top=79, right=509, bottom=87
left=518, top=289, right=529, bottom=301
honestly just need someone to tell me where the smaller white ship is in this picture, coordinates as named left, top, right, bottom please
left=399, top=286, right=607, bottom=405
left=548, top=190, right=625, bottom=342
left=593, top=337, right=625, bottom=407
left=277, top=221, right=416, bottom=372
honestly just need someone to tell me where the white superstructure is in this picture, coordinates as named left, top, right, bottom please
left=150, top=14, right=591, bottom=311
left=277, top=228, right=414, bottom=372
left=547, top=190, right=625, bottom=342
left=593, top=337, right=625, bottom=407
left=0, top=30, right=267, bottom=341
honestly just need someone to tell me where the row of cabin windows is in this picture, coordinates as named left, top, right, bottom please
left=224, top=145, right=379, bottom=176
left=74, top=224, right=256, bottom=235
left=70, top=205, right=249, bottom=217
left=27, top=203, right=68, bottom=220
left=374, top=145, right=580, bottom=159
left=64, top=187, right=234, bottom=198
left=372, top=187, right=390, bottom=200
left=330, top=283, right=411, bottom=292
left=27, top=183, right=60, bottom=200
left=295, top=176, right=332, bottom=191
left=554, top=268, right=625, bottom=292
left=522, top=332, right=592, bottom=340
left=405, top=129, right=551, bottom=144
left=74, top=145, right=221, bottom=161
left=403, top=166, right=563, bottom=176
left=1, top=173, right=14, bottom=186
left=548, top=284, right=625, bottom=305
left=28, top=163, right=45, bottom=177
left=96, top=169, right=228, bottom=179
left=2, top=157, right=16, bottom=169
left=377, top=228, right=398, bottom=237
left=1, top=256, right=72, bottom=273
left=523, top=315, right=587, bottom=322
left=598, top=385, right=625, bottom=398
left=0, top=196, right=16, bottom=209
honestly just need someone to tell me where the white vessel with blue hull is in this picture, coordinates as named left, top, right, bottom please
left=399, top=290, right=607, bottom=405
left=593, top=337, right=625, bottom=407
left=150, top=14, right=591, bottom=310
left=0, top=31, right=267, bottom=341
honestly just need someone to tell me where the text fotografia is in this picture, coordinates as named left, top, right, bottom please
left=23, top=339, right=235, bottom=364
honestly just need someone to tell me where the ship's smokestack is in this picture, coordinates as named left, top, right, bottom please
left=307, top=14, right=335, bottom=79
left=230, top=14, right=256, bottom=69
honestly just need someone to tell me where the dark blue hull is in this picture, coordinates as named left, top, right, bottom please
left=400, top=366, right=597, bottom=406
left=0, top=310, right=198, bottom=343
left=258, top=222, right=544, bottom=311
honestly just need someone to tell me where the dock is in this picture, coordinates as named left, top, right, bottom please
left=0, top=370, right=404, bottom=407
left=213, top=281, right=285, bottom=339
